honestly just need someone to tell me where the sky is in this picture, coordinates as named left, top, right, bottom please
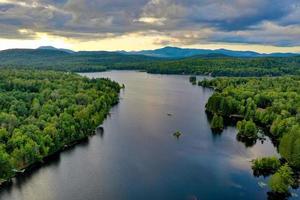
left=0, top=0, right=300, bottom=53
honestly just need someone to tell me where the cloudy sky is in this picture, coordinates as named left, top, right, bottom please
left=0, top=0, right=300, bottom=52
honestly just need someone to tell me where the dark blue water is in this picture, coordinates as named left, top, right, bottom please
left=1, top=71, right=297, bottom=200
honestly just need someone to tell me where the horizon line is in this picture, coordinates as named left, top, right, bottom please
left=1, top=45, right=300, bottom=54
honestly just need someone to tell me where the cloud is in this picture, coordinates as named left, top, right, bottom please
left=0, top=0, right=299, bottom=47
left=134, top=17, right=166, bottom=25
left=210, top=22, right=300, bottom=46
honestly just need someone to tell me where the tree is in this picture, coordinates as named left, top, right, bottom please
left=189, top=76, right=197, bottom=85
left=0, top=128, right=9, bottom=143
left=0, top=147, right=14, bottom=180
left=9, top=132, right=42, bottom=168
left=206, top=93, right=223, bottom=114
left=0, top=70, right=120, bottom=180
left=251, top=157, right=281, bottom=176
left=269, top=164, right=294, bottom=194
left=211, top=114, right=224, bottom=131
left=237, top=120, right=258, bottom=139
left=0, top=112, right=18, bottom=133
left=245, top=98, right=256, bottom=120
left=31, top=98, right=41, bottom=117
left=279, top=125, right=300, bottom=169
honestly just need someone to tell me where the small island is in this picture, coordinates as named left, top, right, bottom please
left=189, top=76, right=197, bottom=85
left=173, top=131, right=182, bottom=138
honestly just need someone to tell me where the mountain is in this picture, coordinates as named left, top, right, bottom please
left=37, top=46, right=75, bottom=54
left=128, top=46, right=212, bottom=58
left=0, top=48, right=70, bottom=59
left=125, top=46, right=299, bottom=58
left=0, top=48, right=162, bottom=71
left=35, top=46, right=299, bottom=58
left=0, top=47, right=300, bottom=76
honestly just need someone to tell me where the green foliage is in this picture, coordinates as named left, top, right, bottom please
left=269, top=164, right=294, bottom=194
left=211, top=114, right=224, bottom=131
left=189, top=76, right=197, bottom=85
left=279, top=125, right=300, bottom=169
left=0, top=49, right=161, bottom=72
left=237, top=120, right=258, bottom=139
left=205, top=93, right=238, bottom=116
left=251, top=157, right=281, bottom=176
left=140, top=56, right=300, bottom=77
left=201, top=76, right=300, bottom=192
left=0, top=146, right=14, bottom=180
left=201, top=76, right=300, bottom=139
left=0, top=70, right=120, bottom=180
left=1, top=49, right=300, bottom=76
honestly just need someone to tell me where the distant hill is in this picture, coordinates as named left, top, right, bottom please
left=35, top=46, right=299, bottom=58
left=0, top=48, right=162, bottom=72
left=0, top=46, right=299, bottom=75
left=188, top=53, right=231, bottom=58
left=0, top=49, right=70, bottom=62
left=37, top=46, right=75, bottom=54
left=126, top=46, right=299, bottom=58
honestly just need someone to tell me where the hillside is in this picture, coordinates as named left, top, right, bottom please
left=0, top=48, right=162, bottom=72
left=0, top=47, right=300, bottom=76
left=127, top=46, right=299, bottom=58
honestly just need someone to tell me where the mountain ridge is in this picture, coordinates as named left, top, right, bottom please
left=126, top=46, right=299, bottom=58
left=34, top=45, right=299, bottom=58
left=1, top=46, right=298, bottom=59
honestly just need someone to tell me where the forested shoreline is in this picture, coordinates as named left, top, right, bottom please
left=0, top=70, right=120, bottom=184
left=1, top=49, right=300, bottom=77
left=198, top=76, right=300, bottom=196
left=0, top=60, right=300, bottom=198
left=130, top=56, right=300, bottom=77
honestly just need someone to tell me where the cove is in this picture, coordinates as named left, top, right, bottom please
left=0, top=71, right=290, bottom=200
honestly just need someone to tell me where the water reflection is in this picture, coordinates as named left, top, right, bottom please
left=0, top=71, right=297, bottom=200
left=95, top=126, right=104, bottom=138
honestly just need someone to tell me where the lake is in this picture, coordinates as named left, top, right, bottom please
left=1, top=71, right=296, bottom=200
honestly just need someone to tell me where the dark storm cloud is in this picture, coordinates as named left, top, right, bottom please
left=0, top=0, right=299, bottom=46
left=0, top=3, right=14, bottom=12
left=180, top=0, right=292, bottom=30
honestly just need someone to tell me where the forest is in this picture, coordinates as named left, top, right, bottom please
left=1, top=49, right=300, bottom=197
left=137, top=56, right=300, bottom=77
left=1, top=49, right=300, bottom=77
left=199, top=76, right=300, bottom=195
left=0, top=70, right=120, bottom=182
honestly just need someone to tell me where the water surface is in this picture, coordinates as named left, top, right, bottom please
left=1, top=71, right=291, bottom=200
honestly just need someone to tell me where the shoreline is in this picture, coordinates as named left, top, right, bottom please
left=0, top=128, right=101, bottom=188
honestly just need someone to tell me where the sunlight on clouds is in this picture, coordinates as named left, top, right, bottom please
left=188, top=43, right=300, bottom=54
left=0, top=0, right=63, bottom=11
left=35, top=32, right=72, bottom=48
left=135, top=17, right=166, bottom=25
left=0, top=31, right=71, bottom=50
left=18, top=29, right=34, bottom=35
left=0, top=0, right=300, bottom=52
left=72, top=34, right=300, bottom=53
left=72, top=33, right=168, bottom=51
left=0, top=0, right=30, bottom=7
left=0, top=31, right=300, bottom=53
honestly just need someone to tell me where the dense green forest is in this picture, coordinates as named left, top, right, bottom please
left=0, top=49, right=161, bottom=72
left=199, top=76, right=300, bottom=194
left=138, top=56, right=300, bottom=76
left=0, top=70, right=120, bottom=182
left=1, top=49, right=300, bottom=77
left=1, top=48, right=300, bottom=196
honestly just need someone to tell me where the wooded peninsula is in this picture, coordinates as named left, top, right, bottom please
left=0, top=70, right=120, bottom=183
left=198, top=76, right=300, bottom=196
